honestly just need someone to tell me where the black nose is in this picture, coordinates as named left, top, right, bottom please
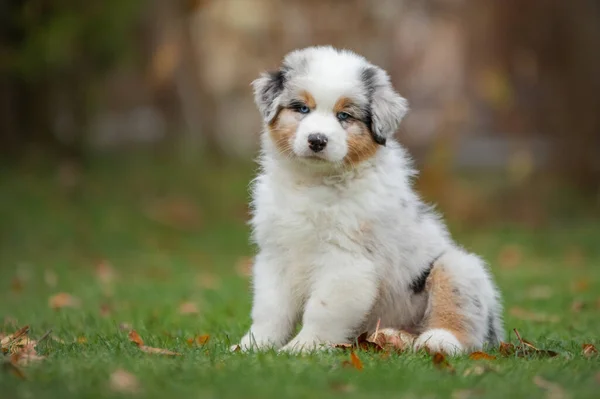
left=307, top=133, right=328, bottom=153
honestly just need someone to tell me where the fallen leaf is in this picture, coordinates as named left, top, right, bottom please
left=49, top=293, right=81, bottom=310
left=196, top=272, right=221, bottom=290
left=432, top=352, right=455, bottom=373
left=498, top=244, right=523, bottom=269
left=510, top=307, right=560, bottom=323
left=582, top=344, right=598, bottom=357
left=128, top=330, right=181, bottom=356
left=571, top=279, right=589, bottom=293
left=144, top=197, right=202, bottom=230
left=100, top=304, right=112, bottom=317
left=533, top=375, right=570, bottom=399
left=511, top=329, right=559, bottom=358
left=44, top=270, right=58, bottom=287
left=341, top=351, right=363, bottom=370
left=570, top=300, right=585, bottom=313
left=3, top=361, right=26, bottom=379
left=110, top=369, right=140, bottom=394
left=1, top=325, right=45, bottom=365
left=452, top=389, right=485, bottom=399
left=11, top=277, right=24, bottom=293
left=367, top=328, right=416, bottom=353
left=119, top=323, right=133, bottom=332
left=77, top=336, right=87, bottom=344
left=186, top=334, right=210, bottom=347
left=330, top=382, right=355, bottom=393
left=235, top=257, right=253, bottom=277
left=96, top=261, right=116, bottom=284
left=527, top=285, right=553, bottom=300
left=469, top=351, right=497, bottom=361
left=128, top=330, right=144, bottom=347
left=463, top=364, right=498, bottom=377
left=499, top=341, right=516, bottom=356
left=178, top=301, right=199, bottom=315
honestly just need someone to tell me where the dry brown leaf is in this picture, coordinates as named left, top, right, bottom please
left=330, top=382, right=355, bottom=393
left=96, top=261, right=116, bottom=284
left=511, top=329, right=559, bottom=358
left=186, top=334, right=210, bottom=347
left=49, top=293, right=81, bottom=310
left=571, top=279, right=589, bottom=293
left=178, top=301, right=199, bottom=315
left=77, top=336, right=87, bottom=344
left=119, top=322, right=133, bottom=332
left=463, top=364, right=498, bottom=377
left=44, top=270, right=58, bottom=287
left=341, top=351, right=363, bottom=370
left=128, top=330, right=181, bottom=356
left=196, top=273, right=221, bottom=290
left=510, top=307, right=560, bottom=323
left=100, top=304, right=112, bottom=317
left=527, top=285, right=554, bottom=299
left=144, top=197, right=202, bottom=230
left=570, top=300, right=585, bottom=313
left=128, top=330, right=144, bottom=347
left=498, top=244, right=523, bottom=269
left=1, top=326, right=45, bottom=365
left=452, top=389, right=485, bottom=399
left=432, top=352, right=455, bottom=373
left=367, top=328, right=415, bottom=353
left=235, top=257, right=253, bottom=277
left=582, top=343, right=598, bottom=357
left=533, top=376, right=570, bottom=399
left=11, top=277, right=24, bottom=293
left=469, top=351, right=497, bottom=361
left=110, top=369, right=140, bottom=394
left=499, top=341, right=516, bottom=356
left=3, top=361, right=26, bottom=379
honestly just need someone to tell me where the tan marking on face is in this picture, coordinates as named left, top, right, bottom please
left=422, top=262, right=474, bottom=348
left=344, top=119, right=379, bottom=166
left=299, top=91, right=316, bottom=109
left=333, top=96, right=353, bottom=114
left=268, top=108, right=300, bottom=156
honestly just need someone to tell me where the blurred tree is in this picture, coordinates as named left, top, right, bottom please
left=0, top=0, right=141, bottom=160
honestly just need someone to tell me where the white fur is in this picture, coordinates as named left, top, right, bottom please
left=236, top=46, right=504, bottom=355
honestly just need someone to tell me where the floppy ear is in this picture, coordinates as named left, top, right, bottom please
left=362, top=67, right=409, bottom=145
left=252, top=69, right=286, bottom=123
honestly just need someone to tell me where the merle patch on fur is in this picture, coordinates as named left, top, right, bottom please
left=360, top=67, right=386, bottom=146
left=485, top=312, right=498, bottom=344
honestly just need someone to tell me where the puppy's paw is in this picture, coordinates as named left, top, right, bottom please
left=414, top=329, right=465, bottom=356
left=279, top=335, right=331, bottom=354
left=234, top=332, right=277, bottom=352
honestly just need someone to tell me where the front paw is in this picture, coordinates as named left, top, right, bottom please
left=279, top=335, right=331, bottom=354
left=414, top=329, right=465, bottom=356
left=235, top=332, right=278, bottom=352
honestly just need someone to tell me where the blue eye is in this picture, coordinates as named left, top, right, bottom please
left=337, top=112, right=350, bottom=121
left=298, top=105, right=310, bottom=114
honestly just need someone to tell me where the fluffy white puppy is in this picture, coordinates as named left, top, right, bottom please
left=236, top=46, right=504, bottom=355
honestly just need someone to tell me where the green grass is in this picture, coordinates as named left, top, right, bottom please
left=1, top=152, right=599, bottom=398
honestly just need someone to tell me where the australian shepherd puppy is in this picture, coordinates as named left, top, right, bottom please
left=236, top=46, right=504, bottom=355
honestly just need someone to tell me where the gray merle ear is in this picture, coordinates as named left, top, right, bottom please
left=362, top=66, right=408, bottom=146
left=252, top=69, right=286, bottom=123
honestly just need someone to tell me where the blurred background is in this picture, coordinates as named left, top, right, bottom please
left=1, top=0, right=600, bottom=274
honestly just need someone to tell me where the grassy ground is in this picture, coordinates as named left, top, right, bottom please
left=1, top=151, right=599, bottom=398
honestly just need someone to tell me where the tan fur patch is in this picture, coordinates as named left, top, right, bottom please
left=333, top=96, right=353, bottom=114
left=344, top=120, right=379, bottom=166
left=423, top=262, right=473, bottom=347
left=268, top=108, right=300, bottom=156
left=299, top=91, right=316, bottom=109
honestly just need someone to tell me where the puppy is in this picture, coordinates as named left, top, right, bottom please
left=236, top=46, right=504, bottom=355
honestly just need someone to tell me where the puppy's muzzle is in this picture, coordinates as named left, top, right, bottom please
left=307, top=133, right=328, bottom=153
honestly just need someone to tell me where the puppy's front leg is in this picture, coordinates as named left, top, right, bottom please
left=281, top=255, right=377, bottom=353
left=236, top=254, right=300, bottom=351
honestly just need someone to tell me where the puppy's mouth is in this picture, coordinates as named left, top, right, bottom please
left=298, top=154, right=329, bottom=164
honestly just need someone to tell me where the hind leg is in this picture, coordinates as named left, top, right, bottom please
left=414, top=249, right=504, bottom=355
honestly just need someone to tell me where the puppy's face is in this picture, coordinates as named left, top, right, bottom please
left=253, top=47, right=408, bottom=169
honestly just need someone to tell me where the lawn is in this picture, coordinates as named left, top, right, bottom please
left=1, top=151, right=599, bottom=399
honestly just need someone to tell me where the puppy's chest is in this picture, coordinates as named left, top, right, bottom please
left=253, top=183, right=372, bottom=256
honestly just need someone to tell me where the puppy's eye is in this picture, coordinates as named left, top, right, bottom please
left=337, top=112, right=351, bottom=121
left=298, top=105, right=310, bottom=114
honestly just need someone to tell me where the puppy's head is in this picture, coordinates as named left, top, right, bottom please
left=253, top=46, right=408, bottom=168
